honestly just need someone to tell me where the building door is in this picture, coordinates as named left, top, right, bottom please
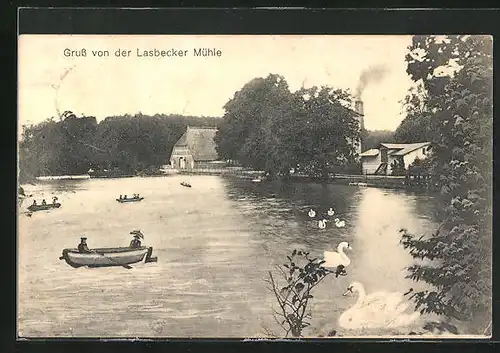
left=179, top=157, right=186, bottom=169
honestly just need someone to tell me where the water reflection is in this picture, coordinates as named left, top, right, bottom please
left=18, top=176, right=441, bottom=337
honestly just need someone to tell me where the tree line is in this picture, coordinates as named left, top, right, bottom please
left=18, top=112, right=221, bottom=182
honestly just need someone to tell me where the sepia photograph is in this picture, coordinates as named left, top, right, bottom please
left=17, top=34, right=492, bottom=339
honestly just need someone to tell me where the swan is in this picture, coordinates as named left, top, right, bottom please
left=318, top=219, right=327, bottom=229
left=334, top=218, right=346, bottom=228
left=308, top=209, right=316, bottom=218
left=338, top=282, right=420, bottom=330
left=327, top=208, right=335, bottom=216
left=323, top=241, right=352, bottom=268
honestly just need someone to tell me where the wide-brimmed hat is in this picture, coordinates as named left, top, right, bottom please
left=130, top=230, right=144, bottom=239
left=80, top=237, right=87, bottom=241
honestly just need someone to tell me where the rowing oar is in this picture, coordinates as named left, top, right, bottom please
left=89, top=250, right=133, bottom=269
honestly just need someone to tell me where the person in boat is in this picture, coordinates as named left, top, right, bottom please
left=129, top=234, right=142, bottom=248
left=52, top=196, right=58, bottom=204
left=42, top=199, right=47, bottom=206
left=32, top=200, right=37, bottom=206
left=119, top=195, right=123, bottom=200
left=78, top=237, right=91, bottom=253
left=129, top=230, right=144, bottom=248
left=124, top=194, right=128, bottom=200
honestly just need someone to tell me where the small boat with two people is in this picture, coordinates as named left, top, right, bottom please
left=28, top=197, right=61, bottom=212
left=59, top=230, right=157, bottom=269
left=116, top=194, right=144, bottom=203
left=180, top=182, right=191, bottom=188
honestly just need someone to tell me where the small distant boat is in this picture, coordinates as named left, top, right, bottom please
left=27, top=203, right=61, bottom=212
left=252, top=178, right=262, bottom=183
left=180, top=182, right=192, bottom=188
left=116, top=196, right=144, bottom=203
left=59, top=246, right=157, bottom=268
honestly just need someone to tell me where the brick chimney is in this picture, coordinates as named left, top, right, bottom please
left=355, top=99, right=364, bottom=116
left=353, top=99, right=365, bottom=156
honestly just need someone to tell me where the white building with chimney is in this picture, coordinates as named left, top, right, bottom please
left=360, top=142, right=432, bottom=175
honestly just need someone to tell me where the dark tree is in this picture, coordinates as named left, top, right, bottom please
left=214, top=74, right=361, bottom=179
left=361, top=129, right=395, bottom=149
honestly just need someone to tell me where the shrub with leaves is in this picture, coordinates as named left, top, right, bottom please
left=390, top=159, right=406, bottom=176
left=265, top=250, right=344, bottom=337
left=399, top=35, right=492, bottom=333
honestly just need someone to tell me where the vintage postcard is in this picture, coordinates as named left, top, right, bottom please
left=17, top=34, right=492, bottom=339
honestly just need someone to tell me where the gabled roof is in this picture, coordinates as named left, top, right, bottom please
left=379, top=143, right=410, bottom=150
left=173, top=126, right=219, bottom=161
left=359, top=148, right=379, bottom=157
left=361, top=142, right=431, bottom=158
left=389, top=142, right=431, bottom=156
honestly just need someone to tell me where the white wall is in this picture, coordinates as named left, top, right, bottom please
left=403, top=147, right=429, bottom=168
left=361, top=154, right=381, bottom=174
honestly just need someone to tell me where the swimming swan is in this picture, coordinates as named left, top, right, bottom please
left=338, top=282, right=420, bottom=330
left=334, top=218, right=346, bottom=228
left=318, top=219, right=327, bottom=229
left=327, top=208, right=335, bottom=216
left=323, top=241, right=352, bottom=268
left=308, top=209, right=316, bottom=218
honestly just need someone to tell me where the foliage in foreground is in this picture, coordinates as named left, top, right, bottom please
left=399, top=35, right=492, bottom=333
left=265, top=250, right=345, bottom=337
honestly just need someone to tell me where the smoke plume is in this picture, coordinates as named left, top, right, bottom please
left=356, top=64, right=390, bottom=98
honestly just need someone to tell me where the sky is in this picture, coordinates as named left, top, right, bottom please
left=18, top=35, right=416, bottom=132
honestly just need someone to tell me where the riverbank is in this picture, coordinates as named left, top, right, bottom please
left=176, top=169, right=429, bottom=191
left=27, top=169, right=431, bottom=191
left=178, top=168, right=263, bottom=179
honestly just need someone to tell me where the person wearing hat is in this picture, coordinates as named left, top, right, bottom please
left=78, top=237, right=91, bottom=253
left=129, top=230, right=144, bottom=248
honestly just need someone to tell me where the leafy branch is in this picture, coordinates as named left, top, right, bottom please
left=265, top=249, right=345, bottom=337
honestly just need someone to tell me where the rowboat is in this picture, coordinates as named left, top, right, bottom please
left=180, top=182, right=191, bottom=188
left=27, top=203, right=61, bottom=212
left=59, top=246, right=157, bottom=268
left=116, top=197, right=144, bottom=203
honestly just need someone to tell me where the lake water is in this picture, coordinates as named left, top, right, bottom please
left=18, top=175, right=448, bottom=338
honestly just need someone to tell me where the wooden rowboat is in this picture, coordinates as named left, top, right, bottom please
left=59, top=246, right=157, bottom=268
left=28, top=203, right=61, bottom=212
left=180, top=182, right=191, bottom=188
left=116, top=197, right=144, bottom=203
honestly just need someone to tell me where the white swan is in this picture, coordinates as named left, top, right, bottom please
left=323, top=241, right=352, bottom=268
left=308, top=209, right=316, bottom=218
left=318, top=219, right=327, bottom=229
left=338, top=282, right=420, bottom=330
left=327, top=208, right=335, bottom=216
left=334, top=218, right=346, bottom=228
